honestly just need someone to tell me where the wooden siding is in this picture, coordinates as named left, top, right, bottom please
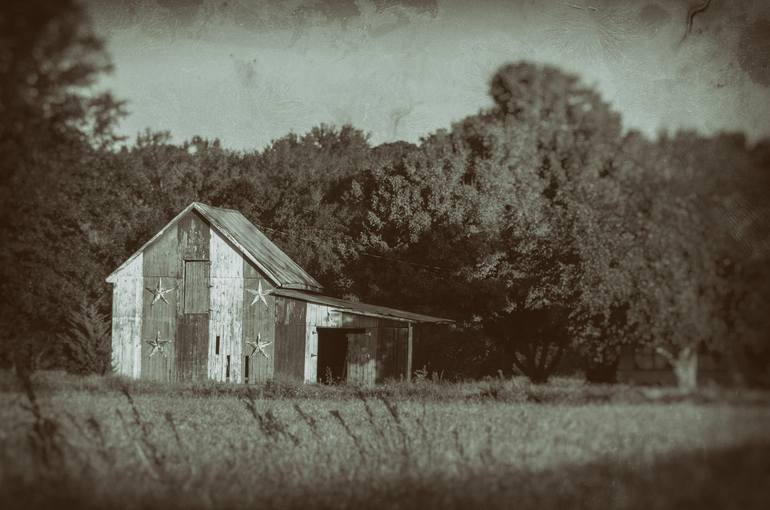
left=347, top=331, right=377, bottom=386
left=176, top=212, right=210, bottom=382
left=242, top=261, right=275, bottom=383
left=177, top=314, right=208, bottom=380
left=141, top=223, right=180, bottom=382
left=302, top=303, right=380, bottom=384
left=274, top=296, right=307, bottom=381
left=183, top=261, right=209, bottom=313
left=376, top=325, right=409, bottom=382
left=304, top=303, right=321, bottom=383
left=178, top=210, right=210, bottom=260
left=208, top=228, right=243, bottom=382
left=111, top=253, right=143, bottom=378
left=407, top=323, right=414, bottom=382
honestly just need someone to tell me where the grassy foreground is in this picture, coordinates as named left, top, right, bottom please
left=1, top=372, right=769, bottom=509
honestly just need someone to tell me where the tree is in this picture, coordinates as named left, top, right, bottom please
left=617, top=131, right=770, bottom=389
left=455, top=63, right=631, bottom=382
left=0, top=0, right=125, bottom=371
left=217, top=125, right=372, bottom=291
left=335, top=63, right=635, bottom=383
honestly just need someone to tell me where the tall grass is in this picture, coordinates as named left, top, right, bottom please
left=1, top=370, right=769, bottom=509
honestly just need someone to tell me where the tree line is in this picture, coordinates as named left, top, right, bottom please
left=2, top=1, right=769, bottom=388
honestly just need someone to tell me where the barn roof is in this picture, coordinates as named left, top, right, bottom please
left=273, top=289, right=453, bottom=324
left=106, top=202, right=323, bottom=291
left=107, top=202, right=453, bottom=324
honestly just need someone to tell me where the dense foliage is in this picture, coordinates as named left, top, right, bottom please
left=1, top=2, right=768, bottom=386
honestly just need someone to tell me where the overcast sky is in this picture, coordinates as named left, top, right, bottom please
left=86, top=0, right=770, bottom=150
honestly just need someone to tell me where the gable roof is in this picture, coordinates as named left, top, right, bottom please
left=106, top=202, right=323, bottom=291
left=272, top=289, right=453, bottom=324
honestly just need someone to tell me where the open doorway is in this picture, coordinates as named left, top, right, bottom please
left=316, top=328, right=365, bottom=384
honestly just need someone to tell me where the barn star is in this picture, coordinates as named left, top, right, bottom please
left=147, top=331, right=172, bottom=358
left=246, top=281, right=272, bottom=307
left=247, top=333, right=272, bottom=359
left=145, top=277, right=174, bottom=305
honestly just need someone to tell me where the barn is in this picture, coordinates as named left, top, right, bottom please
left=106, top=202, right=451, bottom=385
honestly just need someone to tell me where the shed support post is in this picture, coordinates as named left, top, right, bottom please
left=407, top=323, right=413, bottom=382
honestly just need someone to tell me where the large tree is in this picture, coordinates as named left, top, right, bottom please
left=0, top=0, right=124, bottom=371
left=617, top=131, right=770, bottom=389
left=341, top=63, right=634, bottom=383
left=457, top=63, right=632, bottom=382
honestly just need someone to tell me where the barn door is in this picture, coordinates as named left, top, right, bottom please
left=184, top=261, right=209, bottom=313
left=346, top=331, right=376, bottom=387
left=177, top=260, right=210, bottom=381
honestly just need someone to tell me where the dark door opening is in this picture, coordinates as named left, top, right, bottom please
left=316, top=328, right=366, bottom=384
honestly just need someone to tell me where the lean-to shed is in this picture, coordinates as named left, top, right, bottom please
left=107, top=202, right=451, bottom=385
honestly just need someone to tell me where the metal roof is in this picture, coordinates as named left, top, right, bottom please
left=195, top=203, right=322, bottom=291
left=107, top=202, right=453, bottom=324
left=272, top=288, right=453, bottom=324
left=106, top=202, right=323, bottom=291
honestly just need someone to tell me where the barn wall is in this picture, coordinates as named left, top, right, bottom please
left=141, top=223, right=180, bottom=382
left=177, top=211, right=211, bottom=382
left=274, top=296, right=307, bottom=381
left=242, top=261, right=275, bottom=383
left=375, top=325, right=410, bottom=382
left=301, top=305, right=409, bottom=386
left=209, top=228, right=243, bottom=383
left=111, top=253, right=144, bottom=378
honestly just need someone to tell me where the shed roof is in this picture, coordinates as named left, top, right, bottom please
left=106, top=202, right=323, bottom=291
left=272, top=288, right=453, bottom=324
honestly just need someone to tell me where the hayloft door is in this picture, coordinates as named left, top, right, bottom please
left=177, top=260, right=210, bottom=381
left=184, top=261, right=209, bottom=313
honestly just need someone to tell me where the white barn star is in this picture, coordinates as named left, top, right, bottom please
left=145, top=277, right=174, bottom=305
left=246, top=280, right=272, bottom=307
left=247, top=332, right=272, bottom=359
left=147, top=330, right=172, bottom=358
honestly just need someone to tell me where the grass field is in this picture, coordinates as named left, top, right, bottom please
left=1, top=371, right=769, bottom=509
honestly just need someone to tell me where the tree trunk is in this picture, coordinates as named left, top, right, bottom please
left=672, top=347, right=698, bottom=391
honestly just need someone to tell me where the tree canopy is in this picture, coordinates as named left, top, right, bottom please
left=1, top=4, right=768, bottom=387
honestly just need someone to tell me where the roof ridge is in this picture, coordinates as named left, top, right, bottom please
left=194, top=202, right=239, bottom=212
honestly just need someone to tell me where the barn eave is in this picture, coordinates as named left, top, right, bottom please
left=272, top=288, right=454, bottom=324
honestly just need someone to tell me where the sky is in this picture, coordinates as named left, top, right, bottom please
left=86, top=0, right=770, bottom=151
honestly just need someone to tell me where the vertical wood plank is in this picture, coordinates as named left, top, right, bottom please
left=243, top=259, right=275, bottom=383
left=111, top=253, right=143, bottom=378
left=274, top=297, right=307, bottom=381
left=178, top=210, right=210, bottom=260
left=209, top=228, right=243, bottom=382
left=304, top=303, right=318, bottom=383
left=177, top=211, right=210, bottom=382
left=141, top=223, right=179, bottom=382
left=347, top=331, right=376, bottom=387
left=178, top=314, right=208, bottom=380
left=407, top=323, right=414, bottom=382
left=183, top=261, right=210, bottom=313
left=376, top=326, right=396, bottom=383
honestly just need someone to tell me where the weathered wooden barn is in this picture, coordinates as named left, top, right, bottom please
left=107, top=202, right=451, bottom=385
